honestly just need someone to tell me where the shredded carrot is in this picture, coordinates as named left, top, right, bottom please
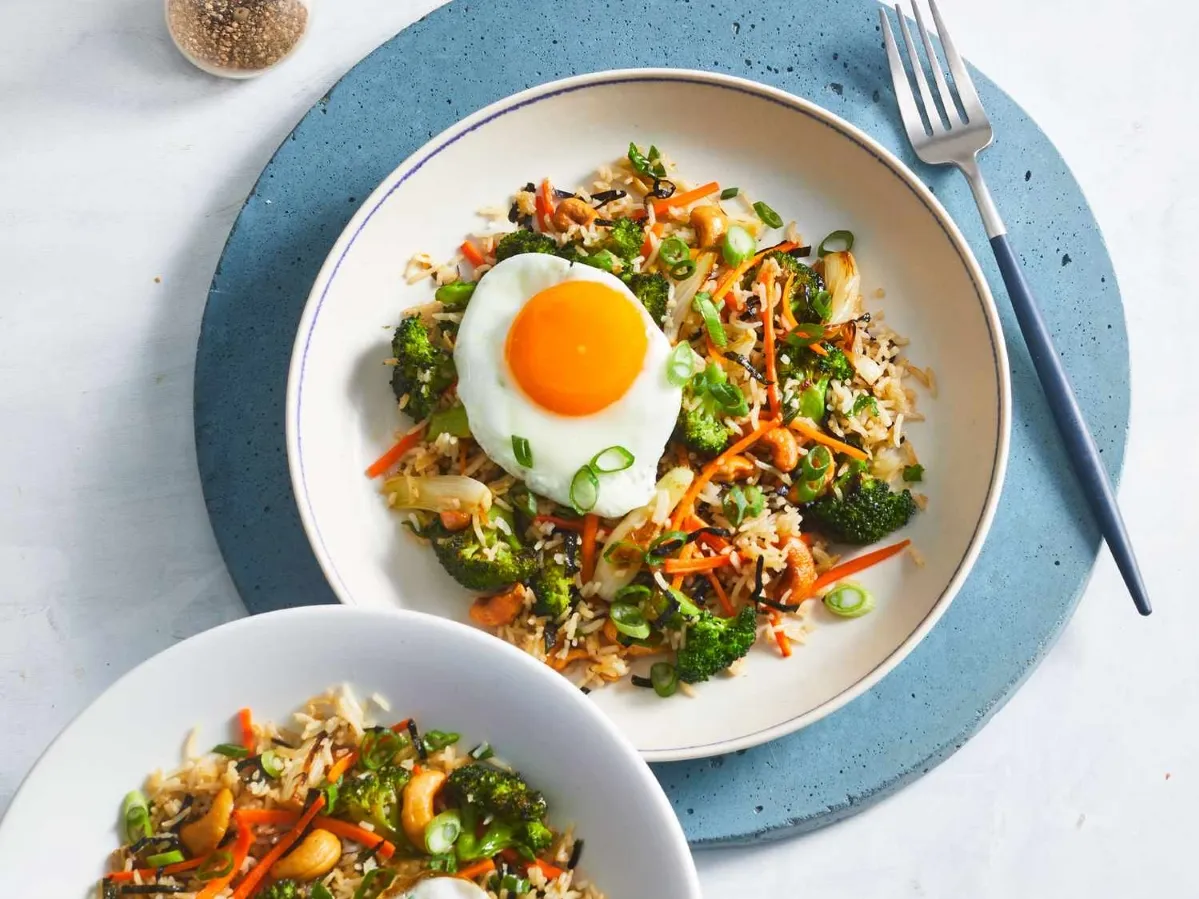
left=809, top=342, right=828, bottom=357
left=234, top=808, right=397, bottom=860
left=672, top=419, right=780, bottom=528
left=706, top=573, right=735, bottom=617
left=711, top=242, right=797, bottom=304
left=390, top=718, right=412, bottom=734
left=365, top=423, right=428, bottom=478
left=809, top=539, right=911, bottom=596
left=768, top=611, right=793, bottom=657
left=536, top=179, right=555, bottom=231
left=533, top=514, right=586, bottom=533
left=196, top=822, right=253, bottom=899
left=549, top=648, right=591, bottom=671
left=106, top=858, right=205, bottom=883
left=640, top=221, right=665, bottom=258
left=788, top=418, right=869, bottom=462
left=457, top=859, right=497, bottom=881
left=230, top=795, right=326, bottom=899
left=580, top=514, right=599, bottom=582
left=325, top=750, right=356, bottom=784
left=779, top=272, right=798, bottom=332
left=460, top=240, right=485, bottom=267
left=651, top=181, right=720, bottom=217
left=759, top=268, right=781, bottom=417
left=236, top=708, right=254, bottom=751
left=662, top=553, right=735, bottom=574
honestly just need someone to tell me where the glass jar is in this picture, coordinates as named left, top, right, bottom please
left=165, top=0, right=312, bottom=79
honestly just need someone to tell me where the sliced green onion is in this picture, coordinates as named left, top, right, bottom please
left=259, top=750, right=284, bottom=778
left=353, top=867, right=397, bottom=899
left=122, top=790, right=152, bottom=844
left=591, top=446, right=635, bottom=473
left=723, top=485, right=748, bottom=526
left=321, top=781, right=340, bottom=812
left=312, top=885, right=336, bottom=899
left=853, top=395, right=879, bottom=417
left=666, top=587, right=703, bottom=619
left=742, top=485, right=765, bottom=518
left=425, top=809, right=463, bottom=855
left=423, top=730, right=460, bottom=752
left=434, top=281, right=475, bottom=309
left=799, top=383, right=826, bottom=421
left=658, top=236, right=690, bottom=267
left=614, top=584, right=653, bottom=604
left=428, top=403, right=472, bottom=440
left=810, top=289, right=832, bottom=322
left=692, top=292, right=727, bottom=348
left=579, top=249, right=617, bottom=272
left=666, top=342, right=697, bottom=387
left=720, top=186, right=740, bottom=200
left=650, top=662, right=679, bottom=698
left=212, top=743, right=249, bottom=760
left=627, top=142, right=652, bottom=176
left=569, top=465, right=599, bottom=513
left=817, top=229, right=855, bottom=257
left=670, top=259, right=696, bottom=280
left=784, top=323, right=825, bottom=348
left=709, top=381, right=749, bottom=417
left=512, top=435, right=533, bottom=468
left=469, top=741, right=494, bottom=761
left=602, top=540, right=645, bottom=566
left=145, top=850, right=185, bottom=867
left=647, top=530, right=688, bottom=556
left=359, top=729, right=403, bottom=770
left=721, top=225, right=756, bottom=266
left=428, top=854, right=458, bottom=873
left=609, top=602, right=651, bottom=640
left=499, top=874, right=531, bottom=895
left=902, top=464, right=925, bottom=483
left=792, top=478, right=825, bottom=503
left=803, top=445, right=833, bottom=480
left=195, top=849, right=235, bottom=882
left=823, top=583, right=875, bottom=618
left=753, top=201, right=784, bottom=229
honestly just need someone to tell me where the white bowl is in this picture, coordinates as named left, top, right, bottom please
left=286, top=69, right=1011, bottom=761
left=0, top=607, right=701, bottom=899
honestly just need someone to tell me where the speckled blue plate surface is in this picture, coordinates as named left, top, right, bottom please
left=194, top=0, right=1129, bottom=845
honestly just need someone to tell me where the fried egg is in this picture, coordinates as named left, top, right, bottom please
left=455, top=252, right=682, bottom=518
left=398, top=877, right=489, bottom=899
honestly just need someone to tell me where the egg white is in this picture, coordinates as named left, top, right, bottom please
left=399, top=876, right=489, bottom=899
left=454, top=253, right=682, bottom=518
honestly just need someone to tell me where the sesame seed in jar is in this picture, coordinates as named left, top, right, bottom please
left=166, top=0, right=310, bottom=77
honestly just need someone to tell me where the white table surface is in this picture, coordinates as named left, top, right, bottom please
left=0, top=0, right=1192, bottom=894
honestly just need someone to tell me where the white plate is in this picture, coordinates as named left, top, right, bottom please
left=286, top=70, right=1010, bottom=761
left=0, top=607, right=701, bottom=899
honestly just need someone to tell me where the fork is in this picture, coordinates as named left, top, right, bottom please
left=880, top=1, right=1151, bottom=616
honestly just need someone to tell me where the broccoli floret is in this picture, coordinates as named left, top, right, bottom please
left=336, top=764, right=411, bottom=841
left=744, top=251, right=826, bottom=322
left=519, top=819, right=554, bottom=853
left=677, top=404, right=731, bottom=456
left=390, top=316, right=455, bottom=422
left=606, top=218, right=645, bottom=262
left=675, top=606, right=758, bottom=684
left=624, top=272, right=670, bottom=326
left=529, top=560, right=574, bottom=620
left=495, top=230, right=558, bottom=262
left=259, top=881, right=299, bottom=899
left=806, top=473, right=917, bottom=544
left=445, top=764, right=548, bottom=823
left=430, top=524, right=537, bottom=592
left=815, top=346, right=853, bottom=382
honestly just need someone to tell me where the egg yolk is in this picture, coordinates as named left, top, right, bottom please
left=505, top=280, right=649, bottom=416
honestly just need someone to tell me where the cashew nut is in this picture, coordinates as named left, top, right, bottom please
left=777, top=541, right=817, bottom=602
left=712, top=454, right=755, bottom=483
left=401, top=769, right=448, bottom=848
left=179, top=788, right=234, bottom=857
left=552, top=197, right=598, bottom=230
left=759, top=428, right=800, bottom=472
left=690, top=205, right=727, bottom=248
left=268, top=828, right=342, bottom=882
left=468, top=585, right=526, bottom=627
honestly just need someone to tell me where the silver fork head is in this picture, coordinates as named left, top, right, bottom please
left=880, top=0, right=993, bottom=167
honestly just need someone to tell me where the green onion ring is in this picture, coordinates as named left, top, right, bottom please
left=609, top=602, right=651, bottom=640
left=670, top=259, right=696, bottom=280
left=657, top=236, right=690, bottom=267
left=511, top=435, right=533, bottom=468
left=196, top=849, right=235, bottom=882
left=817, top=229, right=855, bottom=257
left=145, top=850, right=185, bottom=867
left=590, top=446, right=635, bottom=473
left=602, top=541, right=645, bottom=565
left=259, top=750, right=284, bottom=778
left=424, top=810, right=463, bottom=855
left=614, top=584, right=652, bottom=604
left=569, top=465, right=599, bottom=513
left=650, top=662, right=679, bottom=697
left=692, top=292, right=727, bottom=348
left=823, top=583, right=875, bottom=618
left=665, top=342, right=697, bottom=387
left=122, top=790, right=152, bottom=844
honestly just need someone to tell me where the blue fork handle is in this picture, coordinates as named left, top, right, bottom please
left=990, top=235, right=1150, bottom=615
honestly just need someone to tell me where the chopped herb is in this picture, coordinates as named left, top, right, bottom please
left=753, top=201, right=784, bottom=229
left=720, top=186, right=740, bottom=200
left=902, top=464, right=925, bottom=482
